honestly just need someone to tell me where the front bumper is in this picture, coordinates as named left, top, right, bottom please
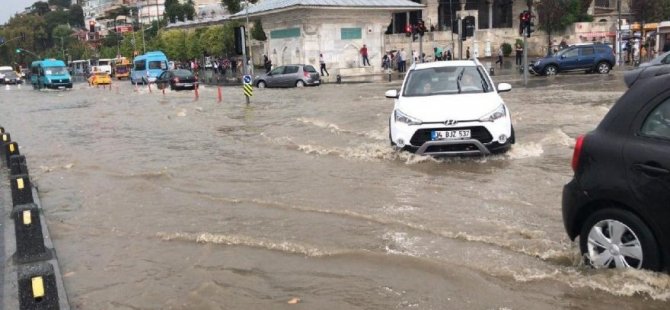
left=391, top=120, right=513, bottom=156
left=529, top=65, right=540, bottom=75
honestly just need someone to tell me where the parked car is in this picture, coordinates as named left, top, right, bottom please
left=563, top=64, right=670, bottom=271
left=530, top=43, right=615, bottom=76
left=386, top=60, right=514, bottom=156
left=155, top=69, right=198, bottom=91
left=87, top=72, right=112, bottom=86
left=638, top=50, right=670, bottom=68
left=2, top=71, right=22, bottom=84
left=254, top=64, right=320, bottom=88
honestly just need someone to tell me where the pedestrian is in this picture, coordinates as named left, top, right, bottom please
left=360, top=44, right=370, bottom=66
left=515, top=43, right=523, bottom=66
left=495, top=46, right=503, bottom=68
left=446, top=49, right=452, bottom=61
left=399, top=48, right=407, bottom=72
left=263, top=54, right=272, bottom=73
left=466, top=47, right=471, bottom=59
left=381, top=53, right=389, bottom=70
left=319, top=53, right=329, bottom=76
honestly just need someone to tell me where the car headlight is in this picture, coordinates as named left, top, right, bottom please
left=478, top=104, right=507, bottom=122
left=535, top=60, right=541, bottom=66
left=394, top=110, right=422, bottom=125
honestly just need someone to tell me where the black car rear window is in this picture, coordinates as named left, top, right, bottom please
left=174, top=70, right=193, bottom=77
left=304, top=65, right=317, bottom=73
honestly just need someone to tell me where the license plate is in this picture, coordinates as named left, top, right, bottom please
left=58, top=86, right=65, bottom=89
left=432, top=129, right=471, bottom=140
left=183, top=83, right=192, bottom=87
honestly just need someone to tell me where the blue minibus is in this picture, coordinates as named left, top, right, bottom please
left=30, top=59, right=73, bottom=89
left=130, top=51, right=169, bottom=84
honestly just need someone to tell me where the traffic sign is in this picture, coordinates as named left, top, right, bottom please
left=243, top=83, right=253, bottom=97
left=243, top=75, right=252, bottom=84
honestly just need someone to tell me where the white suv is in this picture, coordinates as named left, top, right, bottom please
left=386, top=60, right=514, bottom=156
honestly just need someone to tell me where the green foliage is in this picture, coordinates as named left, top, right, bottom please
left=537, top=0, right=592, bottom=35
left=165, top=0, right=195, bottom=22
left=222, top=0, right=241, bottom=14
left=31, top=1, right=51, bottom=16
left=251, top=20, right=266, bottom=41
left=69, top=4, right=84, bottom=27
left=48, top=0, right=71, bottom=7
left=501, top=43, right=512, bottom=57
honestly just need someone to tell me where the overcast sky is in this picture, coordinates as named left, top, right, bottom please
left=1, top=0, right=39, bottom=25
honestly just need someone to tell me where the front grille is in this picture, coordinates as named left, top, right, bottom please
left=425, top=144, right=483, bottom=153
left=410, top=126, right=492, bottom=146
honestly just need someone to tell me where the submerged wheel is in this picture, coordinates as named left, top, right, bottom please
left=597, top=62, right=611, bottom=74
left=257, top=81, right=266, bottom=88
left=296, top=80, right=305, bottom=87
left=579, top=209, right=661, bottom=271
left=543, top=65, right=558, bottom=76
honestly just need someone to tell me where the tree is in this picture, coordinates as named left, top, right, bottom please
left=222, top=0, right=241, bottom=14
left=250, top=20, right=266, bottom=41
left=158, top=30, right=187, bottom=60
left=69, top=4, right=84, bottom=28
left=31, top=1, right=51, bottom=16
left=48, top=0, right=71, bottom=8
left=183, top=2, right=196, bottom=21
left=536, top=0, right=592, bottom=54
left=630, top=0, right=670, bottom=23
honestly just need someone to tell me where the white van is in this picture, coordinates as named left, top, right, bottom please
left=96, top=58, right=113, bottom=75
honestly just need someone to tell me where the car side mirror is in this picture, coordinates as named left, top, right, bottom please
left=560, top=55, right=566, bottom=59
left=385, top=89, right=399, bottom=98
left=497, top=83, right=512, bottom=92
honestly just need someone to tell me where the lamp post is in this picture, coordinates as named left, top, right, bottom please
left=617, top=0, right=622, bottom=67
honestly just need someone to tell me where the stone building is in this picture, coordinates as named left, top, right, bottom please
left=230, top=0, right=424, bottom=76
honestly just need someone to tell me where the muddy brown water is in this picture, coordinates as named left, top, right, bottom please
left=0, top=74, right=668, bottom=309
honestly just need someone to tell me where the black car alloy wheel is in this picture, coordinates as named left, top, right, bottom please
left=579, top=208, right=661, bottom=271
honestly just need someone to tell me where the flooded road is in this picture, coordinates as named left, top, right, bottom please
left=1, top=74, right=669, bottom=309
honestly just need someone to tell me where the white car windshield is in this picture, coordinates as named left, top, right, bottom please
left=403, top=66, right=492, bottom=97
left=44, top=66, right=68, bottom=75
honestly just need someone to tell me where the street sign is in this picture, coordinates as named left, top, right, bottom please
left=243, top=83, right=253, bottom=97
left=243, top=75, right=252, bottom=84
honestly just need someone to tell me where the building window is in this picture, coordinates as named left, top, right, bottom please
left=595, top=0, right=610, bottom=8
left=270, top=28, right=301, bottom=39
left=341, top=28, right=362, bottom=40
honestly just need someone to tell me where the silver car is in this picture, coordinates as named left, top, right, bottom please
left=254, top=64, right=320, bottom=88
left=639, top=50, right=670, bottom=67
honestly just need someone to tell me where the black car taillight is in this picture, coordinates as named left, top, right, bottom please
left=571, top=135, right=585, bottom=172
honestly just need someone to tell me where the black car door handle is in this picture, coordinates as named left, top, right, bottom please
left=634, top=163, right=670, bottom=175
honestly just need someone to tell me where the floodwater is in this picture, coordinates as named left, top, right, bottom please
left=0, top=74, right=668, bottom=309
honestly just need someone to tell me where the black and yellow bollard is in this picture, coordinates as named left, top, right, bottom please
left=0, top=126, right=4, bottom=133
left=11, top=174, right=34, bottom=206
left=10, top=154, right=29, bottom=176
left=18, top=262, right=60, bottom=309
left=5, top=141, right=19, bottom=168
left=1, top=132, right=11, bottom=158
left=13, top=204, right=52, bottom=264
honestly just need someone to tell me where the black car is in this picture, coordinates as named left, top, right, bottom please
left=2, top=71, right=22, bottom=84
left=156, top=69, right=198, bottom=91
left=530, top=43, right=615, bottom=76
left=562, top=65, right=670, bottom=271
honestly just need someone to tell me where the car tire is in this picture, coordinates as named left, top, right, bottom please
left=579, top=208, right=661, bottom=271
left=596, top=62, right=611, bottom=74
left=257, top=81, right=266, bottom=88
left=543, top=65, right=558, bottom=76
left=296, top=80, right=305, bottom=87
left=389, top=118, right=396, bottom=147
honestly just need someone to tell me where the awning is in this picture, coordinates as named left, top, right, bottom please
left=631, top=23, right=658, bottom=31
left=579, top=31, right=615, bottom=38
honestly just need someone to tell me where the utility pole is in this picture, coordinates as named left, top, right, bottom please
left=245, top=0, right=253, bottom=75
left=617, top=0, right=622, bottom=67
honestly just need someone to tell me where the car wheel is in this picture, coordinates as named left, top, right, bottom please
left=596, top=62, right=611, bottom=74
left=257, top=81, right=266, bottom=88
left=389, top=118, right=396, bottom=147
left=579, top=208, right=661, bottom=271
left=543, top=65, right=558, bottom=76
left=296, top=80, right=305, bottom=87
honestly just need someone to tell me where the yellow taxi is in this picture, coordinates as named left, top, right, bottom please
left=88, top=71, right=112, bottom=86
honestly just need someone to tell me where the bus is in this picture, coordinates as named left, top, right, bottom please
left=70, top=59, right=91, bottom=76
left=30, top=59, right=73, bottom=89
left=95, top=58, right=114, bottom=76
left=130, top=51, right=169, bottom=84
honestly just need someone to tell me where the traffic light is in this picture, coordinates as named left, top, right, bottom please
left=234, top=26, right=245, bottom=55
left=417, top=20, right=426, bottom=36
left=462, top=16, right=475, bottom=38
left=519, top=11, right=531, bottom=36
left=527, top=21, right=535, bottom=38
left=405, top=24, right=412, bottom=37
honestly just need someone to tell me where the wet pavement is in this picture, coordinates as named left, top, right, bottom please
left=0, top=69, right=668, bottom=309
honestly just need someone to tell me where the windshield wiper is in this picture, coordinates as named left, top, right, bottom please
left=456, top=69, right=464, bottom=93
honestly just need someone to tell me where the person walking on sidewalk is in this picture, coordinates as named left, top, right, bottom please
left=515, top=43, right=523, bottom=66
left=360, top=44, right=370, bottom=66
left=319, top=53, right=329, bottom=76
left=466, top=47, right=471, bottom=59
left=495, top=46, right=504, bottom=68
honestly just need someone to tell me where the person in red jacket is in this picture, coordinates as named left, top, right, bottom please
left=360, top=44, right=370, bottom=66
